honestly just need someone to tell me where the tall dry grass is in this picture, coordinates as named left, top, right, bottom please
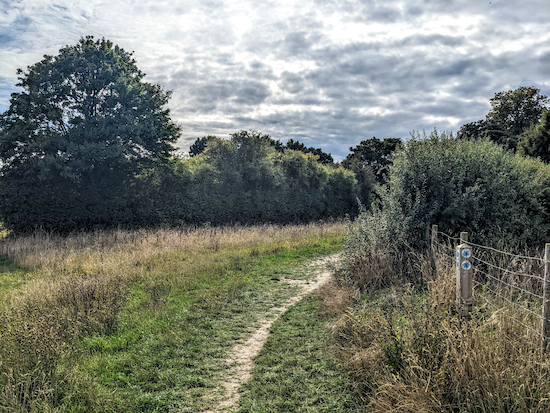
left=331, top=247, right=550, bottom=412
left=0, top=221, right=345, bottom=412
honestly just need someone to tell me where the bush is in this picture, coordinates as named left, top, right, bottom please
left=361, top=130, right=550, bottom=249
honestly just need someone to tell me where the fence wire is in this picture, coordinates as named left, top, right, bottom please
left=474, top=280, right=543, bottom=337
left=472, top=255, right=545, bottom=282
left=432, top=228, right=549, bottom=341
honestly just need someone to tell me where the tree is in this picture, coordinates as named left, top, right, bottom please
left=189, top=135, right=217, bottom=157
left=285, top=138, right=334, bottom=165
left=458, top=87, right=549, bottom=151
left=518, top=109, right=550, bottom=163
left=341, top=137, right=401, bottom=207
left=0, top=36, right=181, bottom=232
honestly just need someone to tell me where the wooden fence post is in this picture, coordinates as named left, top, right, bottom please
left=431, top=225, right=438, bottom=252
left=456, top=233, right=473, bottom=320
left=542, top=243, right=550, bottom=353
left=430, top=225, right=438, bottom=276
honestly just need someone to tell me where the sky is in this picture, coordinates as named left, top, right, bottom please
left=1, top=0, right=549, bottom=159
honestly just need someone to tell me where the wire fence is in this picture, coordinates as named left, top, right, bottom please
left=429, top=226, right=550, bottom=347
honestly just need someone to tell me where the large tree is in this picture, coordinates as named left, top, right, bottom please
left=458, top=87, right=549, bottom=151
left=0, top=36, right=181, bottom=232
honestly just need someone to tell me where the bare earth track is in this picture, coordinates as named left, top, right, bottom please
left=204, top=255, right=337, bottom=412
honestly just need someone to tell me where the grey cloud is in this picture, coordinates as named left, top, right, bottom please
left=1, top=0, right=549, bottom=160
left=368, top=6, right=402, bottom=22
left=233, top=81, right=271, bottom=105
left=282, top=31, right=324, bottom=57
left=432, top=59, right=475, bottom=77
left=399, top=34, right=466, bottom=47
left=279, top=71, right=306, bottom=95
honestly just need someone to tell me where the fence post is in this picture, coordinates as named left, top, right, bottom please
left=542, top=243, right=550, bottom=353
left=430, top=225, right=438, bottom=276
left=431, top=225, right=438, bottom=252
left=456, top=233, right=473, bottom=320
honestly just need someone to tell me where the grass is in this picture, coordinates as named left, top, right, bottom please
left=331, top=245, right=550, bottom=412
left=0, top=222, right=348, bottom=412
left=238, top=293, right=361, bottom=412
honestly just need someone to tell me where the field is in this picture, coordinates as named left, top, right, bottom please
left=3, top=220, right=550, bottom=412
left=0, top=221, right=359, bottom=412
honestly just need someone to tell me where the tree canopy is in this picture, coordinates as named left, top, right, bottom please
left=0, top=36, right=180, bottom=232
left=458, top=87, right=549, bottom=151
left=189, top=134, right=334, bottom=165
left=342, top=137, right=402, bottom=183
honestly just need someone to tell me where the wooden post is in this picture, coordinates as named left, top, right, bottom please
left=542, top=244, right=550, bottom=353
left=431, top=225, right=438, bottom=252
left=456, top=237, right=473, bottom=320
left=430, top=225, right=438, bottom=276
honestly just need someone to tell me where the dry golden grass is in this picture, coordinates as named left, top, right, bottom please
left=329, top=248, right=550, bottom=412
left=0, top=222, right=345, bottom=307
left=318, top=278, right=358, bottom=314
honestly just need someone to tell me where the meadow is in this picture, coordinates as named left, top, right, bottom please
left=0, top=221, right=357, bottom=412
left=2, top=218, right=550, bottom=412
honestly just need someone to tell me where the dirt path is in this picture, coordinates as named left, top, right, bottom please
left=204, top=255, right=337, bottom=413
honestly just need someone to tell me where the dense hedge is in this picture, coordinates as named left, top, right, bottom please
left=0, top=131, right=363, bottom=233
left=133, top=132, right=362, bottom=228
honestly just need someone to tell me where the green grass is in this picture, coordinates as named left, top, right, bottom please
left=237, top=294, right=361, bottom=413
left=0, top=255, right=28, bottom=305
left=52, top=232, right=344, bottom=412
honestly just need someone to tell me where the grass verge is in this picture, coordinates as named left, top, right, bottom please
left=331, top=249, right=550, bottom=413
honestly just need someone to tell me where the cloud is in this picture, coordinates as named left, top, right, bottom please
left=0, top=0, right=549, bottom=159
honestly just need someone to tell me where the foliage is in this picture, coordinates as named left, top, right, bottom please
left=342, top=137, right=402, bottom=184
left=167, top=130, right=361, bottom=225
left=0, top=36, right=180, bottom=233
left=518, top=109, right=550, bottom=163
left=458, top=86, right=549, bottom=151
left=347, top=130, right=550, bottom=250
left=191, top=134, right=334, bottom=165
left=188, top=135, right=218, bottom=157
left=286, top=138, right=334, bottom=165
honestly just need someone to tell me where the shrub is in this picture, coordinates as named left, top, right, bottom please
left=355, top=130, right=550, bottom=250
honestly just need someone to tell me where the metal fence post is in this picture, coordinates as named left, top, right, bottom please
left=542, top=243, right=550, bottom=353
left=456, top=233, right=473, bottom=320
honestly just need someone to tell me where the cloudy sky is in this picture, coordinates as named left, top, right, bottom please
left=1, top=0, right=549, bottom=159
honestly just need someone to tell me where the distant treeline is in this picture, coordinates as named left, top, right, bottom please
left=3, top=37, right=549, bottom=235
left=0, top=38, right=372, bottom=233
left=130, top=130, right=366, bottom=228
